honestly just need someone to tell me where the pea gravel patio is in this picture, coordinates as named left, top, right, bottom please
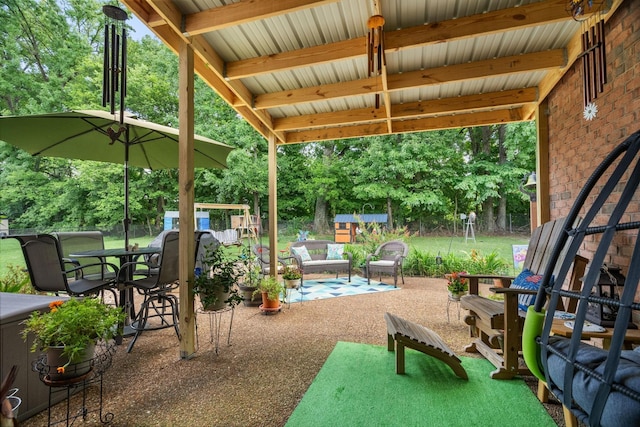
left=19, top=275, right=570, bottom=426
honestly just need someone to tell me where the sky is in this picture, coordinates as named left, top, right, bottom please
left=129, top=14, right=156, bottom=41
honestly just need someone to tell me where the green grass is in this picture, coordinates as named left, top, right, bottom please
left=0, top=234, right=156, bottom=277
left=0, top=232, right=530, bottom=278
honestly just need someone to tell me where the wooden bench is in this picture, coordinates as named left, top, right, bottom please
left=459, top=218, right=588, bottom=379
left=384, top=312, right=468, bottom=380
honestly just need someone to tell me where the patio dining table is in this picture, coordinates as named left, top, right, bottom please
left=69, top=246, right=160, bottom=337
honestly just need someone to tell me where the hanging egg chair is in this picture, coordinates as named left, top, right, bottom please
left=523, top=130, right=640, bottom=427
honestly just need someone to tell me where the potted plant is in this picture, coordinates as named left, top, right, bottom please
left=253, top=276, right=284, bottom=310
left=446, top=271, right=468, bottom=301
left=193, top=242, right=244, bottom=311
left=238, top=262, right=263, bottom=306
left=282, top=264, right=302, bottom=289
left=21, top=298, right=125, bottom=380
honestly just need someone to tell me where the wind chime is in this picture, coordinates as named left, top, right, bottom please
left=102, top=5, right=128, bottom=126
left=569, top=1, right=607, bottom=121
left=367, top=14, right=385, bottom=109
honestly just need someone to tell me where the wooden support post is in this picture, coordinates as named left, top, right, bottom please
left=268, top=133, right=278, bottom=276
left=178, top=39, right=196, bottom=359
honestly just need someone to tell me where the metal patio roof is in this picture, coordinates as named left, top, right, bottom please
left=120, top=0, right=620, bottom=144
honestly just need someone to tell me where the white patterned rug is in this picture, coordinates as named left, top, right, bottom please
left=283, top=275, right=400, bottom=303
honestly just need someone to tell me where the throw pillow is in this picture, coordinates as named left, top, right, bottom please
left=291, top=245, right=312, bottom=262
left=510, top=268, right=543, bottom=311
left=326, top=244, right=344, bottom=260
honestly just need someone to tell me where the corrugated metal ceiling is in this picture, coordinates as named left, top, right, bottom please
left=120, top=0, right=617, bottom=143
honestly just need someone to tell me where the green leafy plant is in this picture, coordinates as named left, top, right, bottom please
left=193, top=242, right=244, bottom=309
left=21, top=298, right=125, bottom=370
left=253, top=276, right=284, bottom=301
left=0, top=265, right=33, bottom=293
left=465, top=249, right=510, bottom=275
left=446, top=271, right=469, bottom=293
left=282, top=264, right=302, bottom=280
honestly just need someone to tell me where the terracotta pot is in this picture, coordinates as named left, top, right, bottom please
left=261, top=291, right=280, bottom=309
left=46, top=343, right=95, bottom=380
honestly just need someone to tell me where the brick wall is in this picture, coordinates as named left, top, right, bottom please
left=546, top=0, right=640, bottom=275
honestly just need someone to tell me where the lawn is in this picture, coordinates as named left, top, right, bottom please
left=0, top=232, right=530, bottom=277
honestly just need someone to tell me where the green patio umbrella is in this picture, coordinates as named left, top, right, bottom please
left=0, top=109, right=234, bottom=247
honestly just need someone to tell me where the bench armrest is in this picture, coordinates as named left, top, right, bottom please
left=460, top=273, right=515, bottom=295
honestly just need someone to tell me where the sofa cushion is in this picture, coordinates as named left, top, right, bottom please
left=291, top=245, right=312, bottom=262
left=510, top=268, right=543, bottom=311
left=327, top=244, right=344, bottom=260
left=547, top=336, right=640, bottom=426
left=303, top=259, right=349, bottom=266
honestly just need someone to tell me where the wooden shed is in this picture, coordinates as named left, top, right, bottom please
left=334, top=214, right=388, bottom=243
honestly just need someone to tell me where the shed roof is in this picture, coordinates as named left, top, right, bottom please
left=335, top=214, right=388, bottom=223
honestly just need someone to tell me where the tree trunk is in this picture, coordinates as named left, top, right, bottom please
left=314, top=196, right=330, bottom=234
left=253, top=191, right=261, bottom=233
left=483, top=197, right=495, bottom=232
left=386, top=196, right=393, bottom=229
left=496, top=125, right=507, bottom=231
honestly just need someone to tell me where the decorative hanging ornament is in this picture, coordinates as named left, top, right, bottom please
left=583, top=102, right=598, bottom=121
left=367, top=15, right=385, bottom=109
left=102, top=5, right=128, bottom=126
left=569, top=1, right=607, bottom=120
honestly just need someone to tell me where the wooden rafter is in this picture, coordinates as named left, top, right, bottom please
left=121, top=0, right=612, bottom=145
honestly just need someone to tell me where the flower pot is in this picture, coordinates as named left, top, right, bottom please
left=200, top=288, right=231, bottom=311
left=284, top=279, right=301, bottom=289
left=261, top=291, right=281, bottom=309
left=46, top=342, right=95, bottom=381
left=448, top=291, right=463, bottom=301
left=238, top=284, right=261, bottom=306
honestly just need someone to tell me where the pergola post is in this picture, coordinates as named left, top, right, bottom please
left=268, top=133, right=278, bottom=275
left=178, top=39, right=196, bottom=359
left=536, top=99, right=551, bottom=228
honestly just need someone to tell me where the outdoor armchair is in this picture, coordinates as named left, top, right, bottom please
left=366, top=240, right=409, bottom=288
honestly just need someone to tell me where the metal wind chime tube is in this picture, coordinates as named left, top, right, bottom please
left=102, top=5, right=128, bottom=125
left=579, top=18, right=606, bottom=108
left=367, top=14, right=385, bottom=109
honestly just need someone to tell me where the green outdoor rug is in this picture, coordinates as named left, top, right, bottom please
left=286, top=342, right=556, bottom=427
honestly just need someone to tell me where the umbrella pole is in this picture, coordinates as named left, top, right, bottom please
left=124, top=128, right=130, bottom=250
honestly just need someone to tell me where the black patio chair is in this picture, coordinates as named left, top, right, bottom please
left=55, top=231, right=116, bottom=281
left=118, top=230, right=180, bottom=353
left=12, top=233, right=119, bottom=301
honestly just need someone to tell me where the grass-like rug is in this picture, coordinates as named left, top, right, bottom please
left=284, top=275, right=400, bottom=303
left=285, top=342, right=555, bottom=427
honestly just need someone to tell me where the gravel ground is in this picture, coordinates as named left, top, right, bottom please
left=20, top=275, right=570, bottom=426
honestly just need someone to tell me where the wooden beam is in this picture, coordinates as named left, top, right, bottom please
left=178, top=40, right=196, bottom=360
left=225, top=0, right=580, bottom=80
left=183, top=0, right=338, bottom=36
left=388, top=50, right=566, bottom=91
left=255, top=50, right=563, bottom=110
left=283, top=109, right=526, bottom=143
left=274, top=87, right=538, bottom=131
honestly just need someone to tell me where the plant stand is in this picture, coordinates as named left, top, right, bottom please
left=33, top=341, right=116, bottom=427
left=447, top=293, right=462, bottom=323
left=196, top=306, right=234, bottom=355
left=259, top=304, right=282, bottom=315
